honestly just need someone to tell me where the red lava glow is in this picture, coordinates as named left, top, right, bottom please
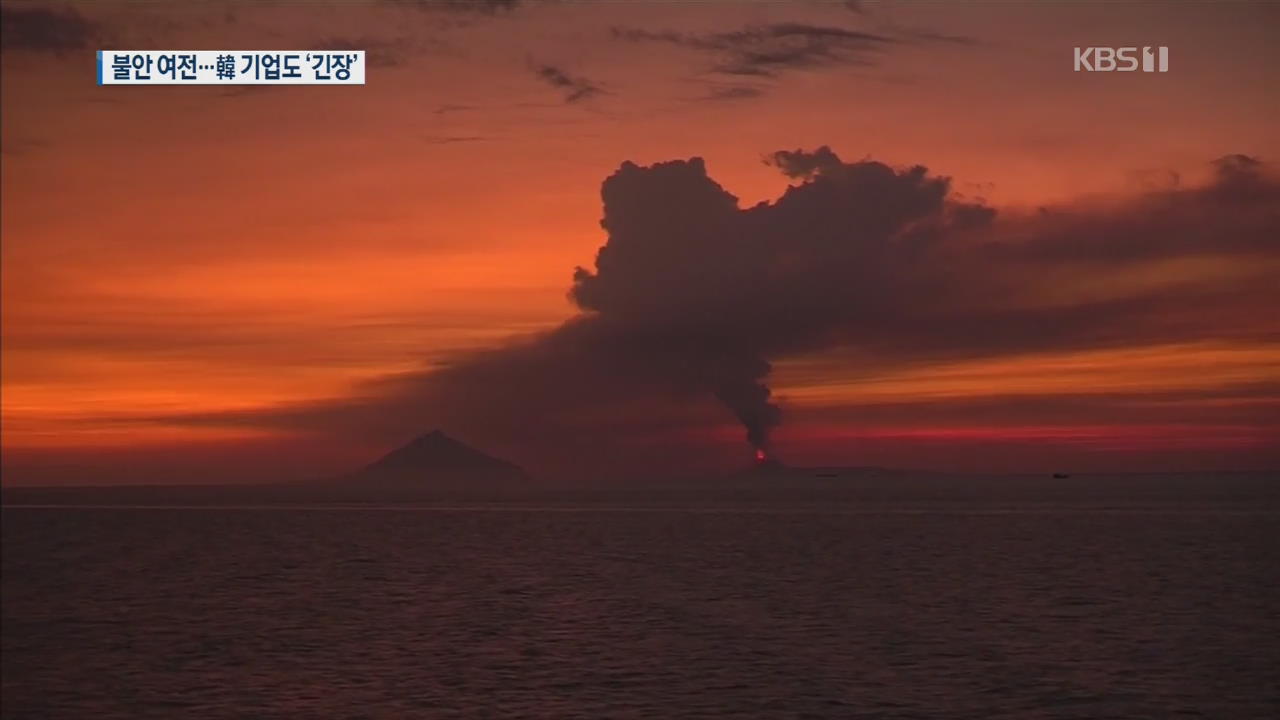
left=755, top=448, right=767, bottom=463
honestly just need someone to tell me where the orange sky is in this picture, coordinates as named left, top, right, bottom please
left=2, top=1, right=1278, bottom=483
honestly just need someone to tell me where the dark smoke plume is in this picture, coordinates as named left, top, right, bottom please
left=566, top=150, right=993, bottom=451
left=161, top=149, right=1277, bottom=474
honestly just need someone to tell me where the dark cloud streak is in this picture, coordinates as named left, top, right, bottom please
left=699, top=85, right=765, bottom=101
left=612, top=23, right=895, bottom=78
left=1, top=5, right=97, bottom=54
left=313, top=36, right=406, bottom=68
left=402, top=0, right=522, bottom=14
left=531, top=63, right=603, bottom=103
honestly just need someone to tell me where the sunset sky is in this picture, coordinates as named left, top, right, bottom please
left=2, top=1, right=1277, bottom=484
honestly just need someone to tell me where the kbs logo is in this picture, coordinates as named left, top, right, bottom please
left=1074, top=46, right=1168, bottom=72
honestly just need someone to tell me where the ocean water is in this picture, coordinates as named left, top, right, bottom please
left=4, top=480, right=1279, bottom=718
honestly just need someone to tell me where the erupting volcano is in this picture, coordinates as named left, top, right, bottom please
left=751, top=446, right=786, bottom=473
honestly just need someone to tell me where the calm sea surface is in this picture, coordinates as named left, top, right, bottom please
left=4, top=477, right=1279, bottom=718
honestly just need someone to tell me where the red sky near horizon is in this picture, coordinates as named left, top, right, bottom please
left=2, top=1, right=1278, bottom=484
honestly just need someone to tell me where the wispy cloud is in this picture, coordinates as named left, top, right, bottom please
left=313, top=35, right=407, bottom=68
left=1, top=5, right=98, bottom=54
left=401, top=0, right=522, bottom=15
left=612, top=19, right=977, bottom=86
left=698, top=85, right=765, bottom=102
left=423, top=135, right=487, bottom=144
left=530, top=63, right=603, bottom=103
left=612, top=23, right=896, bottom=78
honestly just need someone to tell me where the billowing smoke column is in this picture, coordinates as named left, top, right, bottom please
left=714, top=364, right=780, bottom=454
left=567, top=148, right=994, bottom=454
left=174, top=149, right=1277, bottom=474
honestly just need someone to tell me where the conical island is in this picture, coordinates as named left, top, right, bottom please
left=328, top=430, right=529, bottom=492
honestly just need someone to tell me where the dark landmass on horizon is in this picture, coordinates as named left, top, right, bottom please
left=3, top=430, right=1276, bottom=508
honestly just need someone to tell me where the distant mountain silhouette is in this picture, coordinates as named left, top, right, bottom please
left=362, top=430, right=522, bottom=474
left=327, top=430, right=529, bottom=490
